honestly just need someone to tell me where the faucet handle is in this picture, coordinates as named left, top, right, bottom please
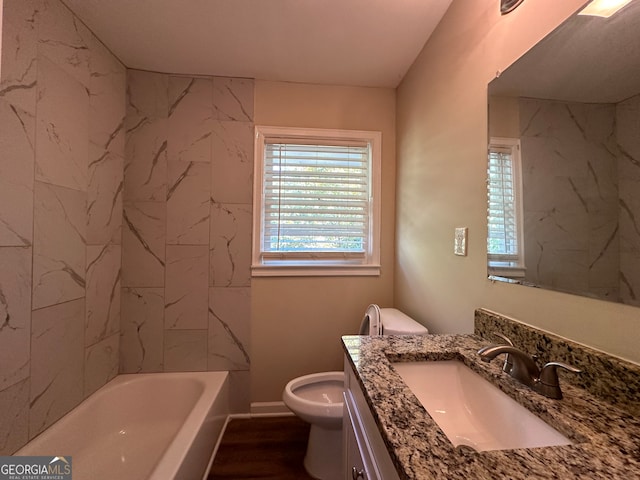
left=537, top=362, right=582, bottom=399
left=491, top=332, right=514, bottom=374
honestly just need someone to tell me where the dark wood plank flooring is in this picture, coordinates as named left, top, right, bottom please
left=208, top=415, right=317, bottom=480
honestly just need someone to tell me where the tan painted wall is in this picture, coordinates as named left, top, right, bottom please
left=252, top=81, right=396, bottom=402
left=396, top=0, right=640, bottom=364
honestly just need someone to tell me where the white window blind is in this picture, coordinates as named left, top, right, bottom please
left=253, top=126, right=381, bottom=276
left=263, top=142, right=370, bottom=255
left=487, top=139, right=522, bottom=264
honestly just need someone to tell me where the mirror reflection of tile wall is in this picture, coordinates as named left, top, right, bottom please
left=518, top=94, right=640, bottom=306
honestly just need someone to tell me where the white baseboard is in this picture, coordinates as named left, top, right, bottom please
left=249, top=401, right=293, bottom=416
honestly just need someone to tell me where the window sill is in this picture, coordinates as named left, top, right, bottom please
left=251, top=263, right=381, bottom=277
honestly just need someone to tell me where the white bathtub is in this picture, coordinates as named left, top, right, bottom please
left=17, top=371, right=229, bottom=480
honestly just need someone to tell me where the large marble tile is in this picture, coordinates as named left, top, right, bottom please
left=166, top=161, right=210, bottom=245
left=30, top=298, right=84, bottom=438
left=210, top=203, right=252, bottom=287
left=213, top=77, right=254, bottom=122
left=87, top=32, right=126, bottom=156
left=164, top=330, right=208, bottom=372
left=127, top=69, right=168, bottom=119
left=35, top=56, right=90, bottom=192
left=0, top=98, right=35, bottom=246
left=120, top=287, right=164, bottom=373
left=0, top=0, right=38, bottom=114
left=32, top=181, right=86, bottom=310
left=37, top=0, right=90, bottom=89
left=84, top=333, right=119, bottom=397
left=85, top=244, right=121, bottom=346
left=165, top=246, right=208, bottom=330
left=124, top=116, right=168, bottom=201
left=121, top=202, right=165, bottom=287
left=208, top=287, right=250, bottom=371
left=0, top=378, right=29, bottom=455
left=168, top=76, right=213, bottom=164
left=87, top=146, right=124, bottom=245
left=211, top=121, right=254, bottom=204
left=0, top=247, right=31, bottom=392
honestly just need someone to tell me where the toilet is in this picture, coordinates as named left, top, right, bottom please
left=282, top=304, right=429, bottom=479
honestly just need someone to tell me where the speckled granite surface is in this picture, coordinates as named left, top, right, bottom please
left=475, top=308, right=640, bottom=415
left=342, top=331, right=640, bottom=480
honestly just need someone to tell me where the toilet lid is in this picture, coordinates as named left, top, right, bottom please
left=359, top=304, right=382, bottom=335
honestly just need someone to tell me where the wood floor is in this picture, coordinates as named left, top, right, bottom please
left=208, top=415, right=317, bottom=480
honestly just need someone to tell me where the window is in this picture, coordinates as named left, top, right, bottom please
left=253, top=126, right=381, bottom=276
left=487, top=137, right=525, bottom=277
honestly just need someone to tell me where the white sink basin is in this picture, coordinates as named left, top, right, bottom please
left=392, top=360, right=572, bottom=452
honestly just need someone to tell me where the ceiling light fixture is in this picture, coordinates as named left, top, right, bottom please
left=501, top=0, right=526, bottom=14
left=578, top=0, right=634, bottom=17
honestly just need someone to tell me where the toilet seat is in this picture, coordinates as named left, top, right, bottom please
left=359, top=304, right=382, bottom=335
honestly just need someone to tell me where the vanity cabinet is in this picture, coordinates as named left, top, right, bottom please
left=343, top=358, right=400, bottom=480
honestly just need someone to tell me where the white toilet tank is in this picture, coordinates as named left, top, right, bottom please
left=359, top=304, right=429, bottom=335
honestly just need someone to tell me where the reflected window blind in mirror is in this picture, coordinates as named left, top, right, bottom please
left=487, top=138, right=525, bottom=277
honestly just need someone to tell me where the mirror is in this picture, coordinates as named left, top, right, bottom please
left=487, top=0, right=640, bottom=307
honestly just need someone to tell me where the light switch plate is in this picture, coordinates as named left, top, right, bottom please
left=454, top=227, right=468, bottom=256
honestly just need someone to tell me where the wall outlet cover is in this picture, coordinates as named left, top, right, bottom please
left=454, top=227, right=468, bottom=256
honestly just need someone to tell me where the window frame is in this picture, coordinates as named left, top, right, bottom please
left=252, top=126, right=381, bottom=277
left=487, top=137, right=526, bottom=278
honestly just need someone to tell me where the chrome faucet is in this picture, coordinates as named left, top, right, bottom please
left=477, top=344, right=581, bottom=399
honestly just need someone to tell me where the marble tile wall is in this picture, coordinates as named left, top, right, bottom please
left=121, top=70, right=253, bottom=412
left=616, top=93, right=640, bottom=306
left=0, top=0, right=125, bottom=453
left=519, top=98, right=620, bottom=301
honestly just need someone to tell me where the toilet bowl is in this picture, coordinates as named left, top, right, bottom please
left=283, top=371, right=344, bottom=479
left=282, top=304, right=429, bottom=479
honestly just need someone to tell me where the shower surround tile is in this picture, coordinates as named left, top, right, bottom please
left=208, top=287, right=250, bottom=371
left=121, top=71, right=254, bottom=406
left=0, top=247, right=31, bottom=392
left=87, top=34, right=126, bottom=155
left=164, top=330, right=208, bottom=372
left=127, top=69, right=168, bottom=119
left=166, top=161, right=211, bottom=245
left=0, top=0, right=37, bottom=106
left=210, top=203, right=252, bottom=287
left=85, top=244, right=121, bottom=346
left=35, top=56, right=90, bottom=192
left=124, top=117, right=168, bottom=202
left=84, top=333, right=119, bottom=396
left=168, top=76, right=213, bottom=164
left=122, top=202, right=166, bottom=287
left=213, top=77, right=254, bottom=122
left=0, top=98, right=35, bottom=246
left=0, top=379, right=29, bottom=456
left=32, top=182, right=86, bottom=310
left=0, top=0, right=37, bottom=247
left=37, top=0, right=91, bottom=89
left=211, top=121, right=254, bottom=204
left=30, top=298, right=85, bottom=438
left=165, top=246, right=209, bottom=330
left=120, top=287, right=164, bottom=373
left=87, top=146, right=124, bottom=245
left=0, top=0, right=126, bottom=454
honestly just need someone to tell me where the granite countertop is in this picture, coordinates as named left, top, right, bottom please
left=342, top=334, right=640, bottom=480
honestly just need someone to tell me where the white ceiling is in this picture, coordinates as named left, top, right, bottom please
left=62, top=0, right=454, bottom=88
